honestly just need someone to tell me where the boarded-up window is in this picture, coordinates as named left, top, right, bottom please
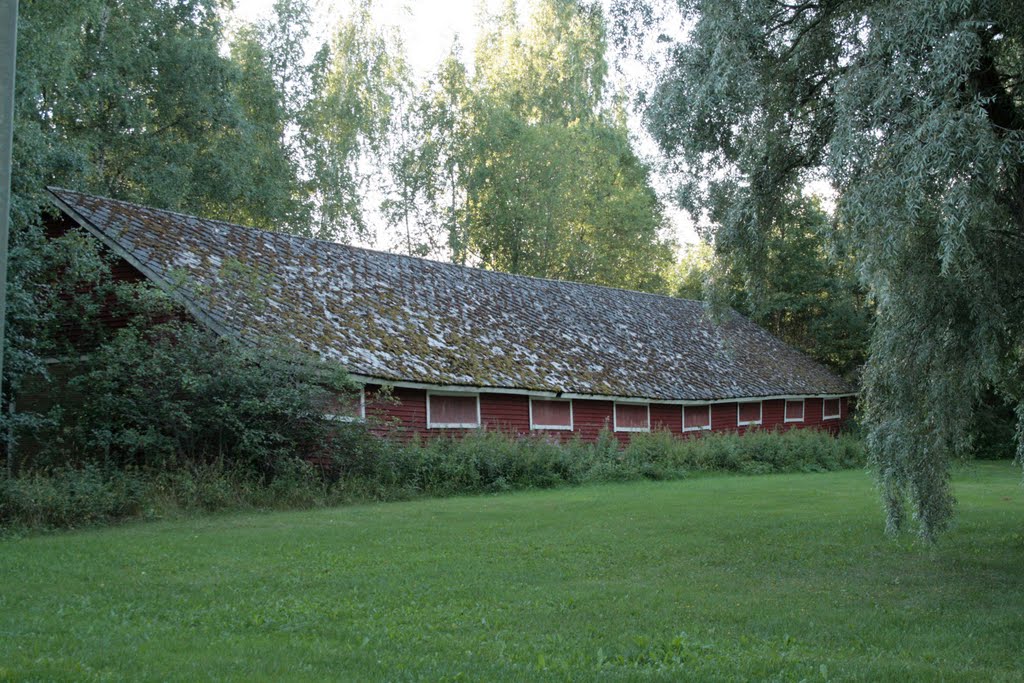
left=785, top=399, right=804, bottom=422
left=531, top=399, right=572, bottom=430
left=683, top=405, right=711, bottom=431
left=823, top=398, right=841, bottom=420
left=737, top=401, right=762, bottom=425
left=614, top=403, right=649, bottom=432
left=428, top=393, right=479, bottom=428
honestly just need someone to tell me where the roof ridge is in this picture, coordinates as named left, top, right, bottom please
left=47, top=186, right=708, bottom=309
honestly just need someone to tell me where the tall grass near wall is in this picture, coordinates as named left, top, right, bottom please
left=1, top=428, right=864, bottom=532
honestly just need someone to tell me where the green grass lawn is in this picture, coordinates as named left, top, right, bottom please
left=1, top=463, right=1022, bottom=682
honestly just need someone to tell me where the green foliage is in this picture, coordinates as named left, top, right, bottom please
left=632, top=0, right=1024, bottom=539
left=222, top=21, right=310, bottom=233
left=622, top=427, right=863, bottom=475
left=27, top=319, right=360, bottom=477
left=0, top=459, right=335, bottom=531
left=392, top=0, right=675, bottom=291
left=300, top=0, right=411, bottom=240
left=3, top=424, right=862, bottom=531
left=15, top=0, right=301, bottom=226
left=0, top=464, right=148, bottom=530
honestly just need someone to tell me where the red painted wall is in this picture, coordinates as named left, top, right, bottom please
left=364, top=388, right=851, bottom=445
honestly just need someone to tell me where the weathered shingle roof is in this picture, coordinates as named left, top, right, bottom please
left=49, top=188, right=855, bottom=401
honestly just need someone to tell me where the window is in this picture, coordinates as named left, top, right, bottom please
left=614, top=402, right=650, bottom=432
left=784, top=399, right=805, bottom=423
left=530, top=398, right=573, bottom=430
left=737, top=401, right=762, bottom=426
left=324, top=387, right=365, bottom=422
left=427, top=392, right=480, bottom=429
left=823, top=398, right=841, bottom=420
left=683, top=404, right=711, bottom=432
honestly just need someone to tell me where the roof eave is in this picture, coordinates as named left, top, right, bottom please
left=348, top=373, right=859, bottom=404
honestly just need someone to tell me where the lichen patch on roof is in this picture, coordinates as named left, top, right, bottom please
left=49, top=188, right=855, bottom=400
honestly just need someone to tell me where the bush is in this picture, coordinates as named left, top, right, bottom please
left=25, top=320, right=362, bottom=479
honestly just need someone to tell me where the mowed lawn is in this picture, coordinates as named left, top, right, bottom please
left=1, top=464, right=1022, bottom=681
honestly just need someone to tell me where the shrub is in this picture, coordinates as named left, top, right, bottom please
left=29, top=320, right=362, bottom=479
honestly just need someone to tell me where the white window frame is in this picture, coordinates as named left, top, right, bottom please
left=325, top=387, right=365, bottom=423
left=426, top=391, right=481, bottom=429
left=529, top=398, right=574, bottom=431
left=784, top=399, right=805, bottom=423
left=682, top=404, right=712, bottom=432
left=737, top=400, right=763, bottom=426
left=822, top=397, right=841, bottom=421
left=613, top=401, right=650, bottom=433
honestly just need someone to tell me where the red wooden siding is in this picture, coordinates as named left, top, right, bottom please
left=363, top=389, right=851, bottom=445
left=651, top=404, right=680, bottom=432
left=573, top=400, right=614, bottom=442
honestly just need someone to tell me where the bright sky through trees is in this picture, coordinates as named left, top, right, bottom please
left=227, top=0, right=698, bottom=246
left=230, top=1, right=535, bottom=79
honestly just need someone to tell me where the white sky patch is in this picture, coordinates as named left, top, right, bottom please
left=804, top=178, right=837, bottom=214
left=227, top=0, right=699, bottom=249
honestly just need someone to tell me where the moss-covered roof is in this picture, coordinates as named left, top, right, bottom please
left=49, top=188, right=855, bottom=400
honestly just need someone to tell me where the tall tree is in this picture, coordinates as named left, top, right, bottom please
left=13, top=0, right=303, bottom=227
left=223, top=0, right=315, bottom=232
left=219, top=25, right=309, bottom=232
left=259, top=0, right=313, bottom=113
left=475, top=0, right=608, bottom=125
left=300, top=0, right=411, bottom=241
left=384, top=44, right=472, bottom=259
left=398, top=0, right=674, bottom=291
left=630, top=0, right=1024, bottom=539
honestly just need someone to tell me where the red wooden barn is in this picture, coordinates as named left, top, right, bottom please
left=45, top=188, right=856, bottom=444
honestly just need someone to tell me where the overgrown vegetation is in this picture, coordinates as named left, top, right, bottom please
left=1, top=427, right=863, bottom=532
left=32, top=320, right=355, bottom=475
